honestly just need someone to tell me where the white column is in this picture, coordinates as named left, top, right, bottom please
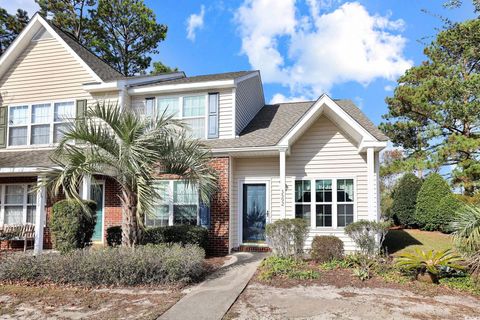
left=80, top=175, right=92, bottom=200
left=279, top=148, right=286, bottom=219
left=366, top=147, right=376, bottom=221
left=34, top=176, right=47, bottom=255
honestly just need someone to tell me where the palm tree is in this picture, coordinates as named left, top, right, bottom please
left=46, top=102, right=217, bottom=246
left=451, top=205, right=480, bottom=253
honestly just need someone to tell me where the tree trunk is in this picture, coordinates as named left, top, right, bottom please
left=120, top=189, right=140, bottom=247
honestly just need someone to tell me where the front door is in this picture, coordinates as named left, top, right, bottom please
left=242, top=183, right=267, bottom=242
left=91, top=184, right=104, bottom=242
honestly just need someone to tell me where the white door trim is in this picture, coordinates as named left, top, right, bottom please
left=91, top=181, right=106, bottom=244
left=238, top=178, right=271, bottom=245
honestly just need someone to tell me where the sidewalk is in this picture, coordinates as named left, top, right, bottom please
left=159, top=252, right=265, bottom=320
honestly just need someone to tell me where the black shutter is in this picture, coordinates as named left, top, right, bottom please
left=207, top=93, right=219, bottom=138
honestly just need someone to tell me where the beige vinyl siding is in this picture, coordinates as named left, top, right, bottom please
left=285, top=115, right=369, bottom=251
left=0, top=37, right=97, bottom=106
left=235, top=75, right=264, bottom=135
left=131, top=89, right=234, bottom=139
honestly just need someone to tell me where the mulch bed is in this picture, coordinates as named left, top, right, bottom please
left=253, top=267, right=479, bottom=299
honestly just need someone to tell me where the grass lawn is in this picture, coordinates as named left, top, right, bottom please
left=384, top=228, right=453, bottom=255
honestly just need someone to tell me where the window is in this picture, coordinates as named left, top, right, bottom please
left=145, top=180, right=199, bottom=227
left=1, top=184, right=36, bottom=225
left=337, top=179, right=354, bottom=227
left=295, top=180, right=311, bottom=225
left=295, top=178, right=355, bottom=228
left=7, top=101, right=75, bottom=147
left=315, top=180, right=332, bottom=227
left=146, top=95, right=208, bottom=139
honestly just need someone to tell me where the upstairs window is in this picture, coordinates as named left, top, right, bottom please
left=7, top=101, right=75, bottom=147
left=145, top=94, right=215, bottom=139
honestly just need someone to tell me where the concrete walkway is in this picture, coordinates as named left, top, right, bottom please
left=159, top=252, right=265, bottom=320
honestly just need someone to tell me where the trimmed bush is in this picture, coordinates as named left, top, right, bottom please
left=106, top=226, right=122, bottom=246
left=415, top=173, right=452, bottom=231
left=0, top=244, right=205, bottom=286
left=344, top=220, right=390, bottom=256
left=391, top=173, right=423, bottom=227
left=265, top=218, right=308, bottom=259
left=50, top=200, right=97, bottom=253
left=310, top=236, right=344, bottom=263
left=438, top=195, right=462, bottom=233
left=142, top=225, right=208, bottom=252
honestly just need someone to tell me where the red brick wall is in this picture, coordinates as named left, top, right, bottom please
left=208, top=157, right=230, bottom=256
left=100, top=176, right=122, bottom=241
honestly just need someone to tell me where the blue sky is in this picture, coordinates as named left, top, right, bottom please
left=1, top=0, right=476, bottom=125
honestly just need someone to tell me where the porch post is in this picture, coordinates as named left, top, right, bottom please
left=80, top=175, right=91, bottom=200
left=34, top=176, right=47, bottom=255
left=279, top=148, right=286, bottom=219
left=366, top=147, right=376, bottom=221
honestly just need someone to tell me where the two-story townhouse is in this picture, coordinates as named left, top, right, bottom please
left=0, top=14, right=388, bottom=256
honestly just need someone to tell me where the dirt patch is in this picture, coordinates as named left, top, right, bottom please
left=226, top=282, right=480, bottom=320
left=0, top=284, right=183, bottom=319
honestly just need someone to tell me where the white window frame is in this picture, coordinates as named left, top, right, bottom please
left=0, top=183, right=36, bottom=226
left=145, top=180, right=200, bottom=227
left=145, top=93, right=209, bottom=139
left=294, top=177, right=357, bottom=229
left=7, top=99, right=75, bottom=148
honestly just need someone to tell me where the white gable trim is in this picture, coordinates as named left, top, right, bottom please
left=0, top=14, right=103, bottom=83
left=277, top=94, right=379, bottom=149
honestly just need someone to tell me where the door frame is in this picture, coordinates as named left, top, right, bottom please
left=238, top=178, right=271, bottom=245
left=91, top=180, right=105, bottom=244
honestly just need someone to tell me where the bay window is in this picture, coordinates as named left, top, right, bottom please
left=145, top=180, right=200, bottom=227
left=1, top=184, right=36, bottom=225
left=295, top=178, right=355, bottom=228
left=7, top=101, right=75, bottom=147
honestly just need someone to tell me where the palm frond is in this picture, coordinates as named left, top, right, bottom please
left=450, top=205, right=480, bottom=252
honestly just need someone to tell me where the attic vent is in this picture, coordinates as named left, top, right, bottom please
left=32, top=27, right=53, bottom=41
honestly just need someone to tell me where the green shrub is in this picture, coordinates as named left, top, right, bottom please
left=259, top=256, right=319, bottom=281
left=438, top=195, right=462, bottom=233
left=344, top=220, right=390, bottom=256
left=391, top=173, right=423, bottom=227
left=50, top=200, right=97, bottom=253
left=345, top=253, right=379, bottom=281
left=310, top=236, right=344, bottom=263
left=0, top=244, right=205, bottom=286
left=265, top=218, right=309, bottom=259
left=395, top=249, right=465, bottom=283
left=415, top=173, right=452, bottom=231
left=440, top=275, right=480, bottom=295
left=106, top=226, right=122, bottom=247
left=142, top=225, right=208, bottom=252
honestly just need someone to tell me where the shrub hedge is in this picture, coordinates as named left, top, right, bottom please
left=391, top=173, right=423, bottom=227
left=415, top=173, right=452, bottom=231
left=310, top=236, right=344, bottom=263
left=106, top=226, right=122, bottom=246
left=142, top=225, right=209, bottom=252
left=0, top=244, right=205, bottom=286
left=265, top=218, right=309, bottom=259
left=50, top=200, right=97, bottom=253
left=438, top=195, right=462, bottom=233
left=344, top=220, right=390, bottom=256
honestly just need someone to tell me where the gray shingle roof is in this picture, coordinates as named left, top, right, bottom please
left=134, top=71, right=257, bottom=87
left=0, top=150, right=55, bottom=168
left=48, top=23, right=125, bottom=82
left=204, top=99, right=388, bottom=149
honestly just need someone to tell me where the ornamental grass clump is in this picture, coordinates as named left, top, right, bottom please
left=265, top=218, right=308, bottom=259
left=0, top=244, right=205, bottom=286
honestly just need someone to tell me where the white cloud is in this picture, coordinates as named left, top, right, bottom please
left=0, top=0, right=39, bottom=15
left=186, top=5, right=206, bottom=41
left=235, top=1, right=412, bottom=101
left=269, top=93, right=310, bottom=104
left=384, top=85, right=394, bottom=91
